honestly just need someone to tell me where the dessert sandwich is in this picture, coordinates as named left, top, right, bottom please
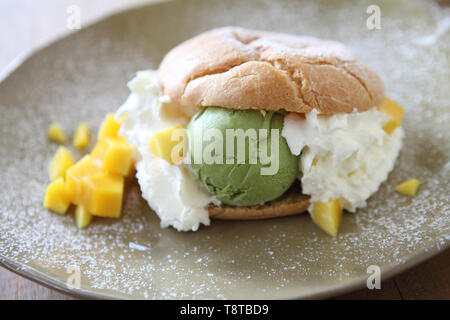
left=113, top=26, right=404, bottom=235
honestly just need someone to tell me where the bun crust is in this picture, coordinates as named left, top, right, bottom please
left=208, top=189, right=310, bottom=220
left=158, top=27, right=384, bottom=114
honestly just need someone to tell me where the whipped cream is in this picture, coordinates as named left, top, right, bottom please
left=116, top=70, right=217, bottom=231
left=282, top=109, right=404, bottom=212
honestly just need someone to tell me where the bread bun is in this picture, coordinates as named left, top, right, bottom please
left=209, top=188, right=310, bottom=220
left=158, top=26, right=384, bottom=114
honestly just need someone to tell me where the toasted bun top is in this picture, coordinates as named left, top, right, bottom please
left=158, top=26, right=384, bottom=115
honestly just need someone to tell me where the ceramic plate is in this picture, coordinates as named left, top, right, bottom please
left=0, top=0, right=449, bottom=299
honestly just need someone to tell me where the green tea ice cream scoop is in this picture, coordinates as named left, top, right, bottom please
left=187, top=107, right=298, bottom=206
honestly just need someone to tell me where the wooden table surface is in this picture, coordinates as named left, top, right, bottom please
left=0, top=0, right=448, bottom=300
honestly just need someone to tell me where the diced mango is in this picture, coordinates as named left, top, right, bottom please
left=98, top=113, right=121, bottom=140
left=75, top=205, right=92, bottom=229
left=66, top=155, right=100, bottom=203
left=44, top=178, right=71, bottom=215
left=47, top=123, right=67, bottom=144
left=44, top=113, right=133, bottom=224
left=73, top=122, right=90, bottom=149
left=48, top=146, right=75, bottom=181
left=83, top=172, right=124, bottom=218
left=311, top=199, right=343, bottom=237
left=91, top=137, right=133, bottom=176
left=396, top=178, right=420, bottom=197
left=65, top=155, right=124, bottom=218
left=149, top=126, right=187, bottom=164
left=378, top=97, right=404, bottom=134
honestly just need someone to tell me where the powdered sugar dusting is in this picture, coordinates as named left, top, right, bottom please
left=0, top=0, right=448, bottom=299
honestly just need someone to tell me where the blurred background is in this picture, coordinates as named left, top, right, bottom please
left=1, top=0, right=448, bottom=72
left=0, top=0, right=154, bottom=72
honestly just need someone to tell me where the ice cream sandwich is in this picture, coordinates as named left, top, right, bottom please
left=116, top=27, right=404, bottom=235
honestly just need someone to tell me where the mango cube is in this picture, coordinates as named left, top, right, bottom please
left=91, top=137, right=133, bottom=176
left=66, top=155, right=124, bottom=218
left=73, top=122, right=90, bottom=149
left=44, top=178, right=71, bottom=215
left=75, top=205, right=92, bottom=229
left=47, top=123, right=67, bottom=144
left=83, top=172, right=124, bottom=218
left=98, top=114, right=121, bottom=140
left=311, top=199, right=343, bottom=237
left=378, top=97, right=404, bottom=134
left=396, top=178, right=420, bottom=197
left=149, top=126, right=187, bottom=164
left=66, top=155, right=98, bottom=203
left=48, top=146, right=75, bottom=181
